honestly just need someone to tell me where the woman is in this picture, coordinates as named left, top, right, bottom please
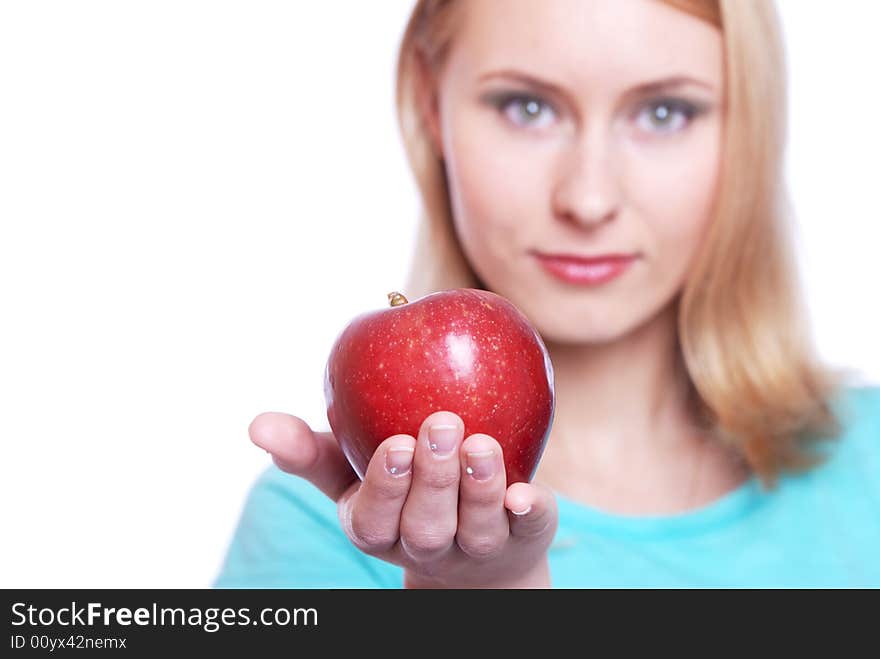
left=214, top=0, right=880, bottom=588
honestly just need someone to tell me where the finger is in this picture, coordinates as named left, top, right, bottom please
left=505, top=482, right=558, bottom=540
left=398, top=410, right=463, bottom=563
left=455, top=433, right=509, bottom=560
left=249, top=412, right=357, bottom=502
left=339, top=434, right=416, bottom=556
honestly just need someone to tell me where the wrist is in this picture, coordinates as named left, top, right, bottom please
left=404, top=558, right=551, bottom=589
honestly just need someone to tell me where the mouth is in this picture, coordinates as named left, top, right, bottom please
left=530, top=250, right=639, bottom=286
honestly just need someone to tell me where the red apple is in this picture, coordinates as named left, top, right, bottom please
left=324, top=288, right=555, bottom=484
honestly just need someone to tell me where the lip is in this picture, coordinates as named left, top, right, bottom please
left=531, top=251, right=638, bottom=286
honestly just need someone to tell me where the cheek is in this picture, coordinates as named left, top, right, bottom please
left=444, top=111, right=547, bottom=247
left=627, top=125, right=721, bottom=272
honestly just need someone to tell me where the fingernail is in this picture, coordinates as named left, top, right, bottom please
left=428, top=423, right=459, bottom=456
left=385, top=447, right=414, bottom=476
left=511, top=505, right=532, bottom=516
left=465, top=450, right=496, bottom=481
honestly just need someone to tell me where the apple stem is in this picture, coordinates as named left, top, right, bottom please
left=387, top=291, right=409, bottom=307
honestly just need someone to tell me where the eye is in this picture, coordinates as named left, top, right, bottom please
left=491, top=93, right=557, bottom=129
left=635, top=98, right=701, bottom=134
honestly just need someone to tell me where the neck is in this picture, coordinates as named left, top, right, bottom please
left=536, top=300, right=748, bottom=514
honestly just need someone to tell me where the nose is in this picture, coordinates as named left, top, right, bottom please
left=551, top=128, right=621, bottom=229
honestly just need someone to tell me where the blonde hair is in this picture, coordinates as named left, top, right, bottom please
left=394, top=0, right=854, bottom=486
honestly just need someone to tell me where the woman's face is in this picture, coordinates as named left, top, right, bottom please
left=430, top=0, right=724, bottom=344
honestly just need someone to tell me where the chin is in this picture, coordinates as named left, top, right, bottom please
left=543, top=327, right=628, bottom=348
left=482, top=281, right=618, bottom=345
left=546, top=297, right=681, bottom=349
left=529, top=312, right=633, bottom=348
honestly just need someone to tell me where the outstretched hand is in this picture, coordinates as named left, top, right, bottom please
left=249, top=410, right=557, bottom=588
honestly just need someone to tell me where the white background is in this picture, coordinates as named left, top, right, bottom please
left=1, top=1, right=877, bottom=588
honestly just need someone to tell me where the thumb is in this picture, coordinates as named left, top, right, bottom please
left=249, top=412, right=358, bottom=502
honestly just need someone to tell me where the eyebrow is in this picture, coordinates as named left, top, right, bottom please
left=478, top=69, right=716, bottom=102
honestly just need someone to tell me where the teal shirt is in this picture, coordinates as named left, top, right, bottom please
left=213, top=385, right=880, bottom=588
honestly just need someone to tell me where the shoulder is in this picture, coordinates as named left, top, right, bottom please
left=230, top=463, right=348, bottom=553
left=808, top=383, right=880, bottom=485
left=245, top=462, right=338, bottom=524
left=828, top=384, right=880, bottom=453
left=836, top=383, right=880, bottom=419
left=213, top=465, right=403, bottom=588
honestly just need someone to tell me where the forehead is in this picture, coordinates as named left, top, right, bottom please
left=445, top=0, right=723, bottom=93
